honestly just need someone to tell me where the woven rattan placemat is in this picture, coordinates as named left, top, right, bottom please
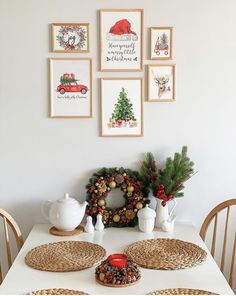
left=25, top=241, right=106, bottom=272
left=28, top=288, right=88, bottom=295
left=148, top=288, right=218, bottom=295
left=124, top=239, right=207, bottom=270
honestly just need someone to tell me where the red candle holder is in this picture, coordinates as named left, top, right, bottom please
left=108, top=254, right=127, bottom=268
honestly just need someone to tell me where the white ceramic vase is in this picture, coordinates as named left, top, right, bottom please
left=148, top=192, right=157, bottom=210
left=155, top=198, right=177, bottom=228
left=155, top=199, right=169, bottom=228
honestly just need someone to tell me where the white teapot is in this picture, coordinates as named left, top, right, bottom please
left=42, top=193, right=88, bottom=231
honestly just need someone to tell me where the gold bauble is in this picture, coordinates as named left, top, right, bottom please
left=113, top=214, right=121, bottom=222
left=109, top=181, right=116, bottom=189
left=127, top=186, right=134, bottom=192
left=98, top=199, right=106, bottom=207
left=136, top=202, right=143, bottom=209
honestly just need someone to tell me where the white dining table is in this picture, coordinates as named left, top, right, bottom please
left=0, top=222, right=234, bottom=295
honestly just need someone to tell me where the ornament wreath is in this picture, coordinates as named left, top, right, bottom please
left=86, top=167, right=149, bottom=227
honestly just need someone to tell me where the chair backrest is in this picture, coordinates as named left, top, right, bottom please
left=0, top=209, right=23, bottom=284
left=200, top=199, right=236, bottom=288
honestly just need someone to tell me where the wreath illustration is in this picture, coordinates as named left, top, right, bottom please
left=56, top=25, right=87, bottom=50
left=86, top=168, right=149, bottom=227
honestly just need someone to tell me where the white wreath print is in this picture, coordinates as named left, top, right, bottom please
left=56, top=26, right=87, bottom=50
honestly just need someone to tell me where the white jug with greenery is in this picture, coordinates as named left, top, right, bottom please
left=140, top=146, right=195, bottom=229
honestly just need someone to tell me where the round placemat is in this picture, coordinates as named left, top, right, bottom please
left=49, top=226, right=84, bottom=237
left=25, top=241, right=106, bottom=272
left=28, top=288, right=88, bottom=295
left=124, top=239, right=207, bottom=270
left=148, top=288, right=217, bottom=295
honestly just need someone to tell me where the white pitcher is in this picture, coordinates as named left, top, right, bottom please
left=155, top=198, right=177, bottom=228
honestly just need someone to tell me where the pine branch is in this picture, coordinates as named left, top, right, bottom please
left=140, top=152, right=158, bottom=190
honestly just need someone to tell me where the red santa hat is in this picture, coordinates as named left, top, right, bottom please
left=106, top=19, right=138, bottom=41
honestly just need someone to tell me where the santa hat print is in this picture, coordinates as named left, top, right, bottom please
left=106, top=19, right=138, bottom=41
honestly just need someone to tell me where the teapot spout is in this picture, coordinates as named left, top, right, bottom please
left=80, top=201, right=88, bottom=212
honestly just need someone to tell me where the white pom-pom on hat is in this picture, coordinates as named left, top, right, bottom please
left=132, top=35, right=138, bottom=41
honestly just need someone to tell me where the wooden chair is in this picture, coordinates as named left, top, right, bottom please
left=0, top=209, right=23, bottom=284
left=200, top=199, right=236, bottom=288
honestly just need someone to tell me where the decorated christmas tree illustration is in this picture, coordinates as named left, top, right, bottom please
left=60, top=73, right=78, bottom=85
left=108, top=88, right=137, bottom=128
left=160, top=32, right=168, bottom=49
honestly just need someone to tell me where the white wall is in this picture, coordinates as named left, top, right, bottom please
left=0, top=0, right=236, bottom=288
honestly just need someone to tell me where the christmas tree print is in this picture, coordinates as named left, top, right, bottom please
left=60, top=73, right=78, bottom=85
left=160, top=32, right=168, bottom=49
left=108, top=88, right=138, bottom=128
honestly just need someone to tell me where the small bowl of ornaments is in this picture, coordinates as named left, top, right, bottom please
left=95, top=254, right=141, bottom=287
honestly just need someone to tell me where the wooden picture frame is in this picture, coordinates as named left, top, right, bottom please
left=101, top=78, right=143, bottom=137
left=150, top=27, right=173, bottom=60
left=100, top=9, right=143, bottom=72
left=50, top=58, right=92, bottom=118
left=51, top=23, right=90, bottom=53
left=147, top=64, right=175, bottom=102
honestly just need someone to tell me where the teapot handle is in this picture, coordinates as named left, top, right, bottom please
left=41, top=200, right=52, bottom=221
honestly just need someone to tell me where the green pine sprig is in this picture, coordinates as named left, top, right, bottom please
left=140, top=152, right=158, bottom=190
left=153, top=146, right=195, bottom=198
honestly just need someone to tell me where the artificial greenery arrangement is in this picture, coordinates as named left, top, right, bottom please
left=140, top=146, right=195, bottom=206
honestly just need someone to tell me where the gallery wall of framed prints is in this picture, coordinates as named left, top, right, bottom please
left=48, top=9, right=176, bottom=137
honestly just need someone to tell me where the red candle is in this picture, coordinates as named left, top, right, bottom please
left=108, top=254, right=127, bottom=268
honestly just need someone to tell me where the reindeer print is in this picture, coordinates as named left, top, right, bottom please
left=153, top=74, right=171, bottom=98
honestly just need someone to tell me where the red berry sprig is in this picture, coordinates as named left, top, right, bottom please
left=156, top=184, right=174, bottom=207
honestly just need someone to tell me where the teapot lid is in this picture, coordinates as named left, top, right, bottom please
left=137, top=204, right=156, bottom=219
left=58, top=193, right=78, bottom=204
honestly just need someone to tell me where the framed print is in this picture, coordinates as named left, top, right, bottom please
left=101, top=78, right=143, bottom=137
left=100, top=9, right=143, bottom=71
left=148, top=64, right=175, bottom=102
left=50, top=58, right=92, bottom=118
left=52, top=23, right=89, bottom=52
left=150, top=27, right=173, bottom=60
